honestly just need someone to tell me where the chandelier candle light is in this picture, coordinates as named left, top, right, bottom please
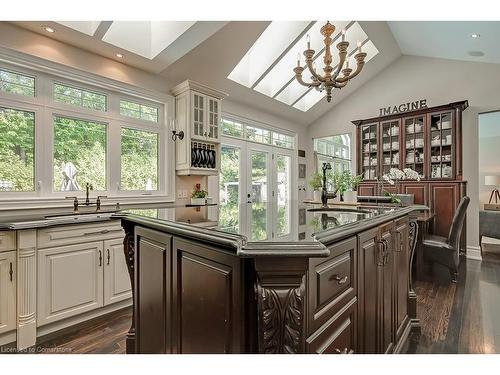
left=293, top=21, right=367, bottom=103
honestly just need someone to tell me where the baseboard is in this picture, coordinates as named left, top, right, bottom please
left=466, top=246, right=482, bottom=261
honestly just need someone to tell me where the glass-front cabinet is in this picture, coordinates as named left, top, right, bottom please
left=354, top=101, right=467, bottom=182
left=380, top=119, right=401, bottom=175
left=171, top=80, right=227, bottom=176
left=403, top=115, right=426, bottom=178
left=360, top=123, right=378, bottom=180
left=429, top=111, right=454, bottom=179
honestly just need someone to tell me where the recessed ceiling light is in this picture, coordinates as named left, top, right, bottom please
left=42, top=25, right=55, bottom=33
left=115, top=53, right=123, bottom=58
left=470, top=33, right=481, bottom=38
left=468, top=50, right=485, bottom=57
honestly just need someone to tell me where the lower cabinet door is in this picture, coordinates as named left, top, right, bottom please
left=37, top=242, right=104, bottom=326
left=104, top=238, right=132, bottom=306
left=306, top=298, right=357, bottom=354
left=0, top=251, right=16, bottom=334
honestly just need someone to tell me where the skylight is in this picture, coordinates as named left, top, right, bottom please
left=102, top=21, right=196, bottom=59
left=228, top=21, right=379, bottom=112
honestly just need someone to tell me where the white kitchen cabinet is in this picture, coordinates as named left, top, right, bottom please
left=37, top=242, right=104, bottom=326
left=171, top=80, right=226, bottom=176
left=104, top=238, right=132, bottom=305
left=0, top=250, right=16, bottom=335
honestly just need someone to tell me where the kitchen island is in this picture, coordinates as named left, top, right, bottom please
left=118, top=203, right=425, bottom=354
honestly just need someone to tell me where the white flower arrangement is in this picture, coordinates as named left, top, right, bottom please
left=382, top=168, right=421, bottom=185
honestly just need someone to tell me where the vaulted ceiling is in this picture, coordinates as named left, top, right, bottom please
left=8, top=21, right=499, bottom=127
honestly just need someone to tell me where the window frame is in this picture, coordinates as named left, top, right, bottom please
left=0, top=58, right=173, bottom=206
left=313, top=133, right=353, bottom=174
left=221, top=112, right=296, bottom=151
left=119, top=98, right=159, bottom=124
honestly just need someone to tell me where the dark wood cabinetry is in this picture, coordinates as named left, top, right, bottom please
left=124, top=211, right=419, bottom=355
left=354, top=101, right=468, bottom=251
left=354, top=101, right=467, bottom=181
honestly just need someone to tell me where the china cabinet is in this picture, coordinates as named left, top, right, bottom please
left=353, top=100, right=468, bottom=251
left=171, top=80, right=227, bottom=176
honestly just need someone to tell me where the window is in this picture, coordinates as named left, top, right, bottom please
left=246, top=125, right=270, bottom=144
left=121, top=128, right=158, bottom=191
left=272, top=132, right=294, bottom=149
left=0, top=62, right=170, bottom=203
left=222, top=116, right=295, bottom=150
left=120, top=99, right=158, bottom=123
left=53, top=116, right=107, bottom=191
left=0, top=69, right=35, bottom=97
left=54, top=83, right=107, bottom=112
left=314, top=134, right=352, bottom=173
left=0, top=107, right=35, bottom=191
left=221, top=118, right=243, bottom=138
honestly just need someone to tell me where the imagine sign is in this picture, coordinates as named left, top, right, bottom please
left=379, top=99, right=428, bottom=116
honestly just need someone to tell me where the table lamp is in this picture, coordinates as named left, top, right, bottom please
left=485, top=175, right=500, bottom=204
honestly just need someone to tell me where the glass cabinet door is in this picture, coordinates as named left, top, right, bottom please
left=360, top=123, right=378, bottom=180
left=207, top=96, right=220, bottom=140
left=380, top=119, right=400, bottom=175
left=192, top=92, right=205, bottom=138
left=403, top=116, right=426, bottom=178
left=429, top=111, right=454, bottom=179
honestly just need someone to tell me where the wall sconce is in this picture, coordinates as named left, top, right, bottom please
left=170, top=118, right=184, bottom=141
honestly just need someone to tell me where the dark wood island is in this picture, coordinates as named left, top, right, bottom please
left=118, top=205, right=423, bottom=354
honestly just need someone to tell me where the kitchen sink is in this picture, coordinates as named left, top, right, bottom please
left=44, top=211, right=115, bottom=223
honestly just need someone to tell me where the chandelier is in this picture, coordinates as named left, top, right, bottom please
left=293, top=21, right=367, bottom=103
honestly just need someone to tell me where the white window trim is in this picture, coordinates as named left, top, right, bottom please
left=0, top=49, right=175, bottom=209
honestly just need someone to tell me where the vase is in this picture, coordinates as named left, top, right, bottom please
left=395, top=193, right=414, bottom=206
left=190, top=197, right=206, bottom=205
left=343, top=190, right=358, bottom=203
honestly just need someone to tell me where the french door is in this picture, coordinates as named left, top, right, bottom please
left=218, top=138, right=295, bottom=241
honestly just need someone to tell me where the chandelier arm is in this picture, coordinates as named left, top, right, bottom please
left=332, top=41, right=349, bottom=81
left=294, top=68, right=321, bottom=87
left=335, top=52, right=367, bottom=83
left=305, top=58, right=325, bottom=83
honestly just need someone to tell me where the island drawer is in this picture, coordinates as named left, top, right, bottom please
left=307, top=236, right=357, bottom=334
left=0, top=231, right=16, bottom=253
left=37, top=221, right=124, bottom=249
left=306, top=297, right=357, bottom=354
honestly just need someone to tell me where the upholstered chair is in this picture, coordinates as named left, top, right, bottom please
left=423, top=196, right=470, bottom=283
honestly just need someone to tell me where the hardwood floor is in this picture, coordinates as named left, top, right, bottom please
left=35, top=308, right=131, bottom=354
left=4, top=255, right=499, bottom=354
left=404, top=254, right=500, bottom=354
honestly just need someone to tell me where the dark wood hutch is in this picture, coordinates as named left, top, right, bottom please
left=353, top=100, right=468, bottom=250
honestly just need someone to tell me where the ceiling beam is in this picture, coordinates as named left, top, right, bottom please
left=93, top=21, right=113, bottom=39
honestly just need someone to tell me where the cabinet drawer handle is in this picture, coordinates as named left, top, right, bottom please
left=106, top=249, right=110, bottom=265
left=377, top=239, right=386, bottom=266
left=84, top=229, right=122, bottom=236
left=9, top=262, right=13, bottom=282
left=99, top=250, right=102, bottom=267
left=333, top=275, right=348, bottom=285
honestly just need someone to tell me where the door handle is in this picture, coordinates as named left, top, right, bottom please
left=99, top=250, right=102, bottom=267
left=9, top=262, right=13, bottom=282
left=106, top=249, right=110, bottom=265
left=377, top=239, right=386, bottom=266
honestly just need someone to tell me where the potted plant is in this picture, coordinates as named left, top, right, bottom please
left=191, top=188, right=208, bottom=205
left=343, top=171, right=363, bottom=203
left=308, top=172, right=323, bottom=202
left=381, top=167, right=421, bottom=206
